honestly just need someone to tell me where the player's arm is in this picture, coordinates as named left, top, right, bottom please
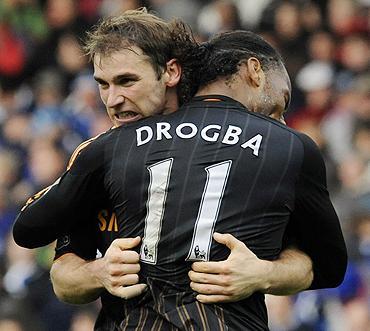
left=189, top=233, right=313, bottom=303
left=50, top=219, right=101, bottom=303
left=51, top=237, right=146, bottom=304
left=287, top=133, right=347, bottom=290
left=13, top=138, right=105, bottom=248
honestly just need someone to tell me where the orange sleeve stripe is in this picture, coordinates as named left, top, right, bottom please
left=21, top=185, right=52, bottom=211
left=67, top=133, right=103, bottom=170
left=21, top=133, right=106, bottom=211
left=203, top=98, right=222, bottom=102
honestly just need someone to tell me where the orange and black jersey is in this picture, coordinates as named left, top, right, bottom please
left=13, top=95, right=347, bottom=330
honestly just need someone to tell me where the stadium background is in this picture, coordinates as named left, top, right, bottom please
left=0, top=0, right=369, bottom=330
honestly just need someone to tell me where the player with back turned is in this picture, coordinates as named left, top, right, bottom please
left=13, top=11, right=317, bottom=330
left=13, top=27, right=347, bottom=330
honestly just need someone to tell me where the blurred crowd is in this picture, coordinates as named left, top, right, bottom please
left=0, top=0, right=369, bottom=330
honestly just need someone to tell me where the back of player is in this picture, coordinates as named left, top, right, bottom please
left=104, top=95, right=305, bottom=330
left=13, top=95, right=315, bottom=330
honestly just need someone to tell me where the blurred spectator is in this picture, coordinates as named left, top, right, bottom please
left=0, top=24, right=25, bottom=79
left=29, top=69, right=68, bottom=142
left=100, top=0, right=150, bottom=17
left=300, top=1, right=323, bottom=34
left=197, top=0, right=242, bottom=38
left=0, top=0, right=48, bottom=88
left=288, top=61, right=334, bottom=128
left=266, top=295, right=308, bottom=331
left=26, top=139, right=67, bottom=190
left=271, top=1, right=308, bottom=77
left=234, top=0, right=273, bottom=29
left=335, top=34, right=370, bottom=92
left=307, top=31, right=336, bottom=63
left=322, top=73, right=370, bottom=165
left=328, top=0, right=368, bottom=36
left=69, top=306, right=99, bottom=331
left=63, top=72, right=110, bottom=150
left=1, top=234, right=78, bottom=331
left=152, top=0, right=202, bottom=29
left=56, top=33, right=88, bottom=86
left=0, top=297, right=43, bottom=331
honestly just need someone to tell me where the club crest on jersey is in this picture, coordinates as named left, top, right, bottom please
left=141, top=244, right=154, bottom=263
left=136, top=122, right=263, bottom=156
left=55, top=235, right=70, bottom=250
left=194, top=245, right=206, bottom=260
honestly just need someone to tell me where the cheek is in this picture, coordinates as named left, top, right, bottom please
left=143, top=82, right=166, bottom=106
left=98, top=88, right=108, bottom=104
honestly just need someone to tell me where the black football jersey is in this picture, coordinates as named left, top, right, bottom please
left=14, top=95, right=347, bottom=330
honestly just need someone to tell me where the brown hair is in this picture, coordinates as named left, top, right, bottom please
left=84, top=8, right=196, bottom=83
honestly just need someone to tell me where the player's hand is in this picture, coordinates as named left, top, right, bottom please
left=189, top=232, right=272, bottom=303
left=97, top=236, right=147, bottom=299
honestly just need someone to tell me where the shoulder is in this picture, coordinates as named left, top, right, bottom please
left=291, top=132, right=327, bottom=185
left=67, top=133, right=104, bottom=170
left=67, top=128, right=118, bottom=173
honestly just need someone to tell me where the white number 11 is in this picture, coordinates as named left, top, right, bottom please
left=140, top=159, right=232, bottom=264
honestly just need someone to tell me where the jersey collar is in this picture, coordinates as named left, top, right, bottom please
left=190, top=95, right=248, bottom=111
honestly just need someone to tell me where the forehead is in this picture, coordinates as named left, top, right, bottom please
left=93, top=47, right=154, bottom=78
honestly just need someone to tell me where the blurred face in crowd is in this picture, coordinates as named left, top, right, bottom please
left=93, top=46, right=180, bottom=127
left=274, top=2, right=301, bottom=40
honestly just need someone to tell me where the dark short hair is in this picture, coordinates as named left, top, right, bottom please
left=180, top=30, right=286, bottom=97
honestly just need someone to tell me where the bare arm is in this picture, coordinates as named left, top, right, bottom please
left=189, top=233, right=313, bottom=303
left=263, top=246, right=313, bottom=295
left=51, top=253, right=104, bottom=304
left=50, top=237, right=147, bottom=304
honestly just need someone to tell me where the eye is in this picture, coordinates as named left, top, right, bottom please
left=117, top=76, right=138, bottom=87
left=94, top=78, right=109, bottom=90
left=98, top=82, right=109, bottom=90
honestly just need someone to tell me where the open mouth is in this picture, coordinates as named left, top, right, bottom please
left=114, top=111, right=142, bottom=124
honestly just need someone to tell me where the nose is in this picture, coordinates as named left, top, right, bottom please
left=106, top=86, right=125, bottom=108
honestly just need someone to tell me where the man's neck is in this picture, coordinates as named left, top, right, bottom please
left=162, top=89, right=179, bottom=115
left=195, top=79, right=256, bottom=112
left=195, top=80, right=237, bottom=100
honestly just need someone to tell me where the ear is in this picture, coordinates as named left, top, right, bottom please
left=243, top=57, right=263, bottom=88
left=164, top=59, right=181, bottom=87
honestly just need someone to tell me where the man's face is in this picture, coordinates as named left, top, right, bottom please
left=94, top=47, right=170, bottom=127
left=262, top=67, right=291, bottom=123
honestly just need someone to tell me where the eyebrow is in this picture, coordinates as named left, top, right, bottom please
left=93, top=76, right=106, bottom=85
left=93, top=73, right=140, bottom=85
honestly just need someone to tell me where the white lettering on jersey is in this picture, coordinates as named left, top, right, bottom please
left=156, top=122, right=172, bottom=140
left=176, top=123, right=198, bottom=139
left=136, top=126, right=153, bottom=146
left=136, top=122, right=263, bottom=156
left=241, top=134, right=263, bottom=156
left=221, top=125, right=242, bottom=145
left=201, top=124, right=221, bottom=142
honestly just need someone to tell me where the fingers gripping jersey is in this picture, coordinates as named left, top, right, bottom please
left=13, top=95, right=347, bottom=330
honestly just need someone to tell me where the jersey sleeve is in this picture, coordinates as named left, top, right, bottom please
left=288, top=133, right=347, bottom=290
left=54, top=220, right=98, bottom=261
left=13, top=138, right=106, bottom=249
